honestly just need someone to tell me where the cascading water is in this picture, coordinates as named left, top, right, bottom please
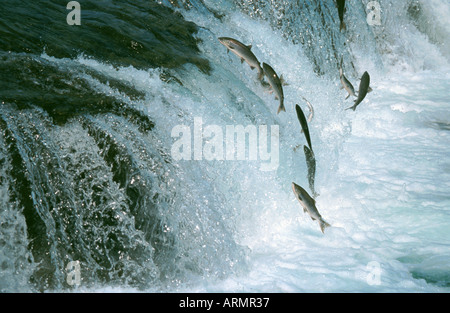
left=0, top=0, right=449, bottom=292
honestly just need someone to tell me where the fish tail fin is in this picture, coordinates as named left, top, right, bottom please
left=257, top=69, right=264, bottom=81
left=340, top=21, right=346, bottom=32
left=277, top=104, right=286, bottom=114
left=345, top=105, right=356, bottom=111
left=320, top=220, right=331, bottom=233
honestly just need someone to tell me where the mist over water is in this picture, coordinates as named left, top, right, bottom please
left=0, top=0, right=449, bottom=292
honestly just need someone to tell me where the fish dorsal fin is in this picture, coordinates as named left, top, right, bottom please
left=247, top=44, right=252, bottom=50
left=280, top=75, right=289, bottom=86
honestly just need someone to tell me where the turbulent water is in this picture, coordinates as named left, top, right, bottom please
left=0, top=0, right=449, bottom=292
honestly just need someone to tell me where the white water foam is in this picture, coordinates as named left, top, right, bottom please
left=33, top=1, right=450, bottom=292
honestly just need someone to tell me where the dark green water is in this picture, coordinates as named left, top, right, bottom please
left=0, top=0, right=209, bottom=124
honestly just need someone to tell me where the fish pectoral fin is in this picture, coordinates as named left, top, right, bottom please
left=345, top=93, right=350, bottom=100
left=368, top=86, right=373, bottom=93
left=303, top=208, right=307, bottom=213
left=311, top=216, right=316, bottom=221
left=250, top=65, right=255, bottom=70
left=261, top=81, right=270, bottom=88
left=247, top=44, right=252, bottom=50
left=240, top=58, right=245, bottom=64
left=274, top=95, right=279, bottom=100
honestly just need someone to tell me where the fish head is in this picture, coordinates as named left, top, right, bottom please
left=292, top=182, right=308, bottom=202
left=218, top=37, right=236, bottom=50
left=361, top=71, right=370, bottom=84
left=358, top=71, right=371, bottom=93
left=262, top=63, right=276, bottom=79
left=263, top=62, right=282, bottom=90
